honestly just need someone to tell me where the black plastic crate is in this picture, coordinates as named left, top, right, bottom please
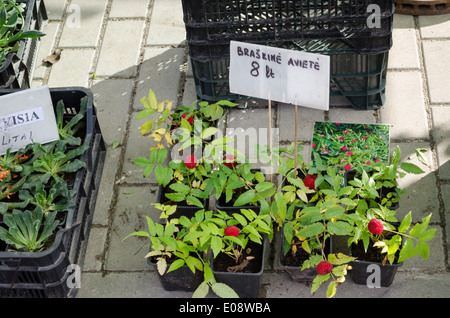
left=190, top=43, right=389, bottom=110
left=0, top=87, right=106, bottom=298
left=0, top=0, right=48, bottom=89
left=182, top=0, right=394, bottom=57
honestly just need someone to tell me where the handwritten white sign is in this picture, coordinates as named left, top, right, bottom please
left=229, top=41, right=330, bottom=110
left=0, top=85, right=59, bottom=155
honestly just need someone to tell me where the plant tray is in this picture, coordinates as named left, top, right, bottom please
left=0, top=87, right=106, bottom=298
left=190, top=44, right=389, bottom=110
left=182, top=0, right=394, bottom=57
left=0, top=0, right=48, bottom=89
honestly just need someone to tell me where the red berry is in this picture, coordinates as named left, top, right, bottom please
left=368, top=218, right=384, bottom=235
left=312, top=143, right=316, bottom=149
left=224, top=225, right=240, bottom=237
left=181, top=113, right=194, bottom=125
left=317, top=261, right=333, bottom=275
left=303, top=174, right=317, bottom=190
left=341, top=146, right=347, bottom=151
left=224, top=155, right=237, bottom=169
left=184, top=155, right=197, bottom=169
left=344, top=164, right=352, bottom=171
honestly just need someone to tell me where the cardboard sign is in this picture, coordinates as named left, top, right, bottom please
left=229, top=41, right=330, bottom=110
left=0, top=85, right=59, bottom=155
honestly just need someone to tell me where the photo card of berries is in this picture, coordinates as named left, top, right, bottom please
left=311, top=122, right=390, bottom=175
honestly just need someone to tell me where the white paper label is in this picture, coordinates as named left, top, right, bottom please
left=229, top=41, right=330, bottom=110
left=0, top=86, right=59, bottom=155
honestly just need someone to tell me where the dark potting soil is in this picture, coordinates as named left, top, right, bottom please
left=213, top=240, right=263, bottom=273
left=280, top=237, right=331, bottom=267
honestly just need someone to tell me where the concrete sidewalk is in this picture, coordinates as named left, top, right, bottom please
left=31, top=0, right=450, bottom=298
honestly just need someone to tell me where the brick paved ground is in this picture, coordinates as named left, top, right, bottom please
left=31, top=0, right=450, bottom=298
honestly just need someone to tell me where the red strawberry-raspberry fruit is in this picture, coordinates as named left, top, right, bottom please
left=344, top=164, right=352, bottom=171
left=303, top=174, right=317, bottom=190
left=224, top=225, right=240, bottom=237
left=368, top=218, right=384, bottom=235
left=184, top=155, right=197, bottom=169
left=317, top=261, right=333, bottom=275
left=224, top=155, right=238, bottom=169
left=181, top=113, right=194, bottom=125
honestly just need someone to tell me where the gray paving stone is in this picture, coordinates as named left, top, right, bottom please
left=391, top=142, right=440, bottom=223
left=76, top=272, right=193, bottom=298
left=133, top=47, right=185, bottom=110
left=82, top=227, right=108, bottom=272
left=263, top=272, right=450, bottom=298
left=378, top=71, right=429, bottom=140
left=33, top=22, right=60, bottom=79
left=431, top=106, right=450, bottom=179
left=225, top=107, right=278, bottom=171
left=442, top=184, right=450, bottom=249
left=278, top=103, right=325, bottom=143
left=59, top=0, right=108, bottom=47
left=146, top=0, right=186, bottom=46
left=182, top=77, right=199, bottom=107
left=109, top=0, right=150, bottom=18
left=44, top=0, right=67, bottom=21
left=327, top=107, right=377, bottom=125
left=47, top=49, right=95, bottom=87
left=419, top=14, right=450, bottom=39
left=120, top=111, right=160, bottom=184
left=91, top=146, right=122, bottom=226
left=92, top=78, right=135, bottom=145
left=423, top=41, right=450, bottom=104
left=105, top=185, right=160, bottom=271
left=95, top=20, right=145, bottom=77
left=389, top=15, right=420, bottom=69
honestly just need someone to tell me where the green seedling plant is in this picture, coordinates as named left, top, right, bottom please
left=345, top=146, right=428, bottom=211
left=179, top=209, right=272, bottom=298
left=209, top=159, right=275, bottom=214
left=56, top=97, right=87, bottom=146
left=348, top=210, right=435, bottom=266
left=18, top=180, right=75, bottom=217
left=136, top=89, right=237, bottom=150
left=0, top=0, right=45, bottom=66
left=123, top=205, right=239, bottom=298
left=0, top=207, right=59, bottom=252
left=23, top=141, right=88, bottom=185
left=135, top=147, right=213, bottom=208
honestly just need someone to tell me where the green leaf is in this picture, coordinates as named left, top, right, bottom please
left=201, top=127, right=217, bottom=139
left=398, top=237, right=416, bottom=263
left=232, top=213, right=248, bottom=227
left=311, top=273, right=330, bottom=294
left=186, top=195, right=204, bottom=208
left=233, top=190, right=256, bottom=207
left=298, top=223, right=324, bottom=238
left=169, top=183, right=190, bottom=194
left=211, top=236, right=222, bottom=258
left=416, top=241, right=430, bottom=260
left=211, top=282, right=239, bottom=298
left=167, top=259, right=185, bottom=273
left=326, top=281, right=337, bottom=298
left=400, top=162, right=425, bottom=175
left=165, top=192, right=186, bottom=202
left=324, top=205, right=345, bottom=219
left=398, top=212, right=412, bottom=234
left=192, top=282, right=210, bottom=298
left=255, top=181, right=274, bottom=193
left=327, top=221, right=353, bottom=235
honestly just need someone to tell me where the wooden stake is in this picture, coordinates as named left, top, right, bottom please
left=294, top=104, right=298, bottom=178
left=268, top=93, right=273, bottom=183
